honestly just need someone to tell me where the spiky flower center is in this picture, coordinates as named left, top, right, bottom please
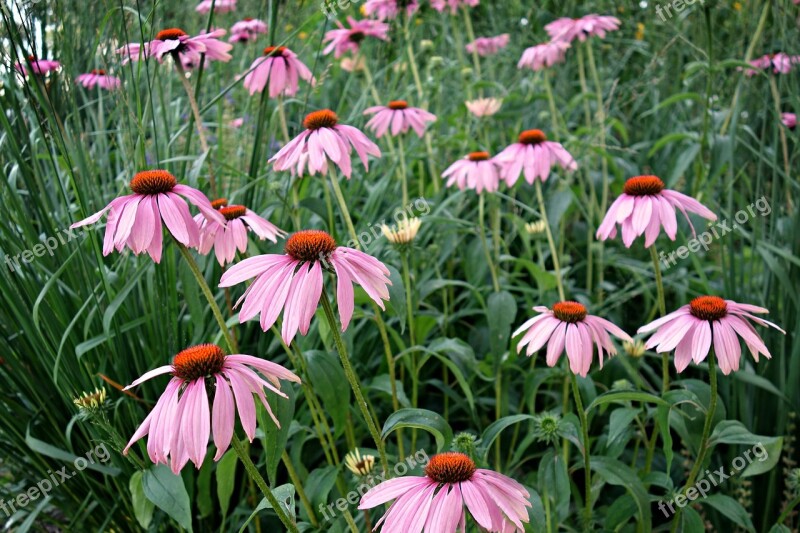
left=551, top=301, right=588, bottom=323
left=130, top=170, right=177, bottom=195
left=172, top=344, right=226, bottom=382
left=424, top=452, right=476, bottom=484
left=244, top=17, right=254, bottom=21
left=285, top=230, right=337, bottom=262
left=263, top=46, right=287, bottom=57
left=27, top=55, right=36, bottom=61
left=211, top=198, right=229, bottom=209
left=349, top=31, right=365, bottom=43
left=156, top=28, right=187, bottom=41
left=303, top=109, right=338, bottom=130
left=91, top=69, right=106, bottom=75
left=623, top=175, right=665, bottom=196
left=388, top=100, right=408, bottom=110
left=468, top=151, right=490, bottom=161
left=689, top=296, right=728, bottom=321
left=220, top=205, right=246, bottom=220
left=518, top=129, right=547, bottom=145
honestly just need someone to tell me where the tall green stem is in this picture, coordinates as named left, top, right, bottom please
left=231, top=438, right=299, bottom=533
left=174, top=62, right=217, bottom=197
left=534, top=180, right=565, bottom=301
left=670, top=353, right=718, bottom=531
left=282, top=451, right=318, bottom=527
left=320, top=292, right=390, bottom=476
left=650, top=246, right=668, bottom=392
left=398, top=135, right=409, bottom=208
left=176, top=242, right=237, bottom=353
left=571, top=373, right=592, bottom=528
left=328, top=173, right=359, bottom=247
left=479, top=194, right=501, bottom=292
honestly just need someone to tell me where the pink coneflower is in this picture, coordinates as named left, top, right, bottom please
left=117, top=43, right=149, bottom=65
left=70, top=170, right=226, bottom=263
left=121, top=28, right=233, bottom=66
left=545, top=15, right=620, bottom=43
left=596, top=175, right=717, bottom=248
left=228, top=17, right=267, bottom=42
left=363, top=100, right=437, bottom=138
left=322, top=17, right=390, bottom=58
left=123, top=343, right=300, bottom=473
left=75, top=69, right=121, bottom=90
left=494, top=129, right=577, bottom=186
left=465, top=97, right=502, bottom=117
left=269, top=109, right=381, bottom=178
left=231, top=18, right=267, bottom=35
left=514, top=301, right=632, bottom=377
left=219, top=230, right=392, bottom=344
left=364, top=0, right=420, bottom=20
left=15, top=56, right=61, bottom=76
left=359, top=451, right=531, bottom=532
left=782, top=113, right=797, bottom=129
left=196, top=199, right=285, bottom=265
left=517, top=41, right=570, bottom=71
left=744, top=52, right=800, bottom=76
left=442, top=151, right=501, bottom=193
left=465, top=34, right=510, bottom=57
left=229, top=117, right=245, bottom=128
left=430, top=0, right=479, bottom=14
left=242, top=46, right=315, bottom=97
left=195, top=0, right=236, bottom=14
left=638, top=296, right=785, bottom=374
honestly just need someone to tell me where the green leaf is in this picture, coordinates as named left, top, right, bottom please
left=216, top=449, right=238, bottom=517
left=741, top=438, right=783, bottom=478
left=24, top=427, right=120, bottom=476
left=261, top=386, right=296, bottom=485
left=306, top=350, right=349, bottom=437
left=584, top=390, right=669, bottom=413
left=382, top=408, right=453, bottom=452
left=238, top=484, right=296, bottom=533
left=487, top=291, right=517, bottom=357
left=681, top=506, right=706, bottom=532
left=196, top=460, right=213, bottom=518
left=591, top=457, right=651, bottom=528
left=608, top=407, right=640, bottom=446
left=479, top=414, right=534, bottom=463
left=129, top=472, right=154, bottom=529
left=538, top=451, right=570, bottom=520
left=708, top=420, right=778, bottom=446
left=702, top=494, right=755, bottom=531
left=142, top=464, right=193, bottom=532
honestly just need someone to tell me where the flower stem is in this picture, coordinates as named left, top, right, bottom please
left=282, top=450, right=318, bottom=527
left=649, top=245, right=668, bottom=393
left=176, top=242, right=237, bottom=354
left=397, top=135, right=409, bottom=208
left=670, top=352, right=718, bottom=531
left=534, top=180, right=565, bottom=301
left=571, top=373, right=592, bottom=528
left=230, top=438, right=299, bottom=533
left=328, top=173, right=359, bottom=248
left=401, top=251, right=419, bottom=450
left=320, top=292, right=390, bottom=476
left=174, top=62, right=218, bottom=197
left=461, top=6, right=482, bottom=95
left=478, top=194, right=501, bottom=292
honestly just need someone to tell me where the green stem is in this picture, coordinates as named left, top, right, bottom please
left=462, top=6, right=482, bottom=94
left=670, top=353, right=718, bottom=531
left=398, top=135, right=409, bottom=208
left=231, top=438, right=299, bottom=533
left=174, top=61, right=217, bottom=197
left=176, top=242, right=237, bottom=353
left=329, top=173, right=359, bottom=247
left=571, top=373, right=592, bottom=528
left=320, top=292, right=390, bottom=476
left=401, top=252, right=419, bottom=451
left=282, top=451, right=318, bottom=527
left=479, top=194, right=501, bottom=292
left=649, top=246, right=668, bottom=392
left=534, top=180, right=565, bottom=301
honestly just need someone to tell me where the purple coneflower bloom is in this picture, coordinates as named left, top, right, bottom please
left=242, top=46, right=315, bottom=97
left=322, top=17, right=389, bottom=58
left=494, top=129, right=577, bottom=186
left=441, top=152, right=501, bottom=194
left=363, top=100, right=437, bottom=138
left=75, top=69, right=121, bottom=90
left=123, top=344, right=299, bottom=473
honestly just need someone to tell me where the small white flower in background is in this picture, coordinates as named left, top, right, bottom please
left=382, top=217, right=422, bottom=245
